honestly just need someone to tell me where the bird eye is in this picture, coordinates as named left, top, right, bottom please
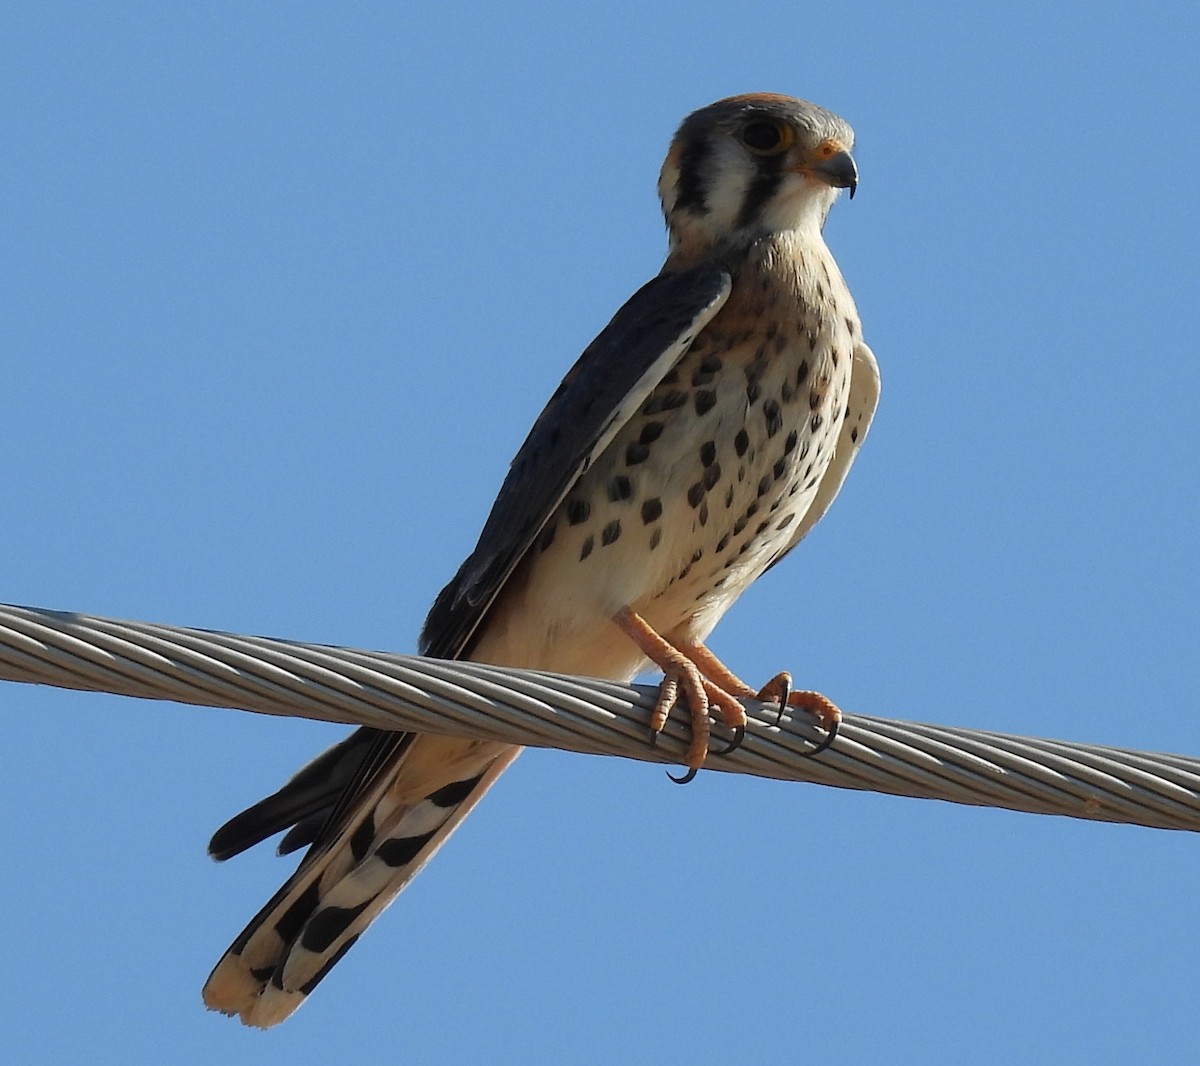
left=739, top=119, right=794, bottom=156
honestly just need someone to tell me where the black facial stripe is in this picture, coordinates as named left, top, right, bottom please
left=673, top=134, right=712, bottom=213
left=735, top=156, right=785, bottom=230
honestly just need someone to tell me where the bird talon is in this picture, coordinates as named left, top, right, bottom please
left=667, top=765, right=700, bottom=785
left=774, top=676, right=791, bottom=727
left=715, top=723, right=745, bottom=756
left=803, top=716, right=839, bottom=757
left=753, top=672, right=793, bottom=727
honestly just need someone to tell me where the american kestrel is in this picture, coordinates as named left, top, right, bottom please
left=204, top=93, right=880, bottom=1027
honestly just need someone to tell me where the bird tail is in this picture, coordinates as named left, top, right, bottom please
left=203, top=732, right=520, bottom=1028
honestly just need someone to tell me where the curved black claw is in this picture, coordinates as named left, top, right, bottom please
left=714, top=723, right=746, bottom=756
left=667, top=765, right=700, bottom=785
left=774, top=676, right=792, bottom=727
left=802, top=716, right=840, bottom=758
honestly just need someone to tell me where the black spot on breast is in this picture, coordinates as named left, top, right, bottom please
left=734, top=429, right=749, bottom=457
left=703, top=462, right=721, bottom=490
left=756, top=475, right=771, bottom=499
left=538, top=520, right=557, bottom=552
left=567, top=499, right=590, bottom=525
left=607, top=476, right=632, bottom=502
left=601, top=520, right=621, bottom=546
left=698, top=501, right=709, bottom=526
left=625, top=441, right=650, bottom=466
left=850, top=427, right=859, bottom=443
left=580, top=535, right=594, bottom=560
left=777, top=512, right=796, bottom=530
left=773, top=457, right=787, bottom=480
left=796, top=359, right=809, bottom=385
left=644, top=390, right=687, bottom=415
left=783, top=430, right=799, bottom=455
left=649, top=527, right=662, bottom=550
left=661, top=367, right=680, bottom=386
left=641, top=498, right=662, bottom=524
left=733, top=515, right=747, bottom=535
left=694, top=389, right=717, bottom=416
left=687, top=482, right=705, bottom=507
left=746, top=380, right=761, bottom=405
left=716, top=533, right=730, bottom=552
left=809, top=390, right=823, bottom=410
left=755, top=520, right=770, bottom=536
left=640, top=421, right=664, bottom=445
left=810, top=413, right=823, bottom=431
left=724, top=485, right=735, bottom=508
left=699, top=440, right=716, bottom=466
left=763, top=399, right=782, bottom=437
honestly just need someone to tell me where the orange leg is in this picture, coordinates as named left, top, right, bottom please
left=614, top=611, right=842, bottom=783
left=684, top=642, right=841, bottom=742
left=613, top=608, right=712, bottom=778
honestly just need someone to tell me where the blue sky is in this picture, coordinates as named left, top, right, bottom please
left=3, top=3, right=1198, bottom=1063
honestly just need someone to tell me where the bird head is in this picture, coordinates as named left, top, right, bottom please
left=658, top=93, right=857, bottom=257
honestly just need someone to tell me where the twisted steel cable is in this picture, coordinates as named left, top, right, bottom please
left=1, top=601, right=1197, bottom=832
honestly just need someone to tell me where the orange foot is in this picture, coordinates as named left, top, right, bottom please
left=613, top=608, right=841, bottom=784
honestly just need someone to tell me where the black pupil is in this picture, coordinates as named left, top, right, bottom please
left=742, top=121, right=781, bottom=152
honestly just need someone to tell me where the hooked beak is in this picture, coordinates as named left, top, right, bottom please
left=801, top=142, right=858, bottom=199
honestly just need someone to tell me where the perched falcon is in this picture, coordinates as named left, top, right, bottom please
left=204, top=92, right=880, bottom=1027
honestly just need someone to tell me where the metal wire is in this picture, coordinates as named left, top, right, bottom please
left=1, top=601, right=1198, bottom=832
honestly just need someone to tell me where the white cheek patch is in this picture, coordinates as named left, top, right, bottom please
left=700, top=140, right=755, bottom=233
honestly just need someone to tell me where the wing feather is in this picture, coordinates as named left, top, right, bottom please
left=420, top=262, right=731, bottom=660
left=763, top=341, right=880, bottom=572
left=210, top=262, right=731, bottom=864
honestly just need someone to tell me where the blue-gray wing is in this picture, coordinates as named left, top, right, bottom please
left=420, top=261, right=732, bottom=660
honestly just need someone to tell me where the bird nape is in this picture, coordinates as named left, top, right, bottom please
left=204, top=92, right=879, bottom=1028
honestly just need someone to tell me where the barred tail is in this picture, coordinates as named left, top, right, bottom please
left=204, top=734, right=520, bottom=1028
